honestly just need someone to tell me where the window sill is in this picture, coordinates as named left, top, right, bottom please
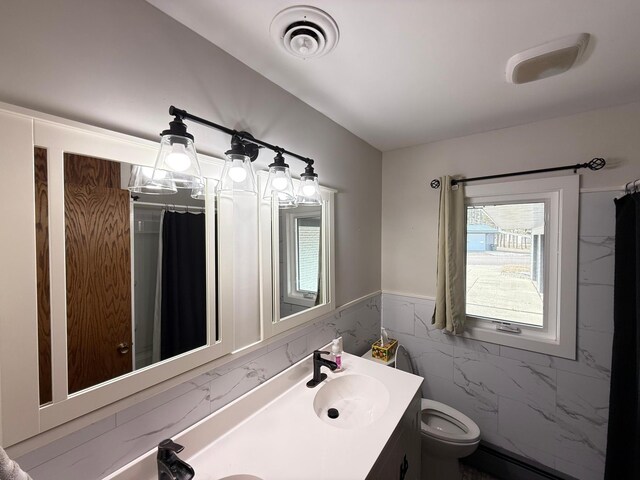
left=282, top=293, right=317, bottom=308
left=462, top=320, right=576, bottom=360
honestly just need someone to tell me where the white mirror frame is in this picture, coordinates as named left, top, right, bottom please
left=258, top=172, right=336, bottom=338
left=0, top=104, right=234, bottom=449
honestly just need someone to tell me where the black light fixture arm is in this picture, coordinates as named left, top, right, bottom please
left=169, top=105, right=315, bottom=166
left=170, top=105, right=236, bottom=137
left=429, top=157, right=606, bottom=189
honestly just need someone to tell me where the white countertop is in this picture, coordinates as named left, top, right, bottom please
left=105, top=348, right=422, bottom=480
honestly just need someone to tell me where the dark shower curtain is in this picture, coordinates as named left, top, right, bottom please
left=604, top=192, right=640, bottom=479
left=160, top=211, right=207, bottom=361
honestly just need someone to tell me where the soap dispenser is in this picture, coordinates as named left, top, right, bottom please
left=331, top=338, right=343, bottom=371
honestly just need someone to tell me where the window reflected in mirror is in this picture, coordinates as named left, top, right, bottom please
left=278, top=205, right=323, bottom=320
left=39, top=154, right=215, bottom=399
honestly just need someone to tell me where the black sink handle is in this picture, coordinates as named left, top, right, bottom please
left=158, top=439, right=184, bottom=455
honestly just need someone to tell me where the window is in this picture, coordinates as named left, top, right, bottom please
left=463, top=176, right=579, bottom=359
left=466, top=202, right=545, bottom=327
left=296, top=217, right=321, bottom=294
left=280, top=206, right=323, bottom=308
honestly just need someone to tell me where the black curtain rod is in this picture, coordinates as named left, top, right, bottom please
left=169, top=106, right=315, bottom=165
left=429, top=158, right=606, bottom=189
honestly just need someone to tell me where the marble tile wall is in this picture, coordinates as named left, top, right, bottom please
left=382, top=191, right=616, bottom=480
left=16, top=295, right=381, bottom=479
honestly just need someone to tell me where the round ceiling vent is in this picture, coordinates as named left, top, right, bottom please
left=270, top=6, right=339, bottom=59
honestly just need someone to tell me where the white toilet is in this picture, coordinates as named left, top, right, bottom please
left=364, top=345, right=481, bottom=480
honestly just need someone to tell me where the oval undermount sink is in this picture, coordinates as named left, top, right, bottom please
left=313, top=374, right=390, bottom=429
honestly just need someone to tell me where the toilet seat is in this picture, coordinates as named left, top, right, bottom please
left=367, top=344, right=481, bottom=446
left=420, top=399, right=480, bottom=445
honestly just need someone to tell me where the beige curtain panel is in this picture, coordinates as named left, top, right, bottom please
left=432, top=176, right=466, bottom=334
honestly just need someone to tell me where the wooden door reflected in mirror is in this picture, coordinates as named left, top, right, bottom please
left=64, top=153, right=133, bottom=393
left=34, top=147, right=52, bottom=405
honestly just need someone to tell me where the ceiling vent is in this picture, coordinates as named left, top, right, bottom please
left=506, top=33, right=590, bottom=84
left=270, top=6, right=339, bottom=59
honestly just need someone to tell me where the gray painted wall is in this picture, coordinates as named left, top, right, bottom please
left=0, top=0, right=382, bottom=306
left=382, top=101, right=640, bottom=296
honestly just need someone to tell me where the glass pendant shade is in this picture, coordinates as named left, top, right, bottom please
left=296, top=175, right=323, bottom=206
left=272, top=190, right=297, bottom=208
left=191, top=178, right=218, bottom=200
left=127, top=165, right=177, bottom=195
left=218, top=153, right=257, bottom=194
left=151, top=134, right=203, bottom=190
left=263, top=164, right=296, bottom=207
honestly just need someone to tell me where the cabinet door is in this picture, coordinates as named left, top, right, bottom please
left=398, top=393, right=421, bottom=480
left=367, top=392, right=421, bottom=480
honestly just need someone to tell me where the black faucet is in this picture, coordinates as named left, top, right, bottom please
left=157, top=439, right=195, bottom=480
left=306, top=350, right=338, bottom=388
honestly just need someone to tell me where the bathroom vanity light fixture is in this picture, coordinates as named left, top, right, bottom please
left=218, top=134, right=259, bottom=194
left=154, top=116, right=203, bottom=189
left=139, top=106, right=323, bottom=205
left=263, top=152, right=296, bottom=207
left=128, top=165, right=178, bottom=195
left=128, top=115, right=204, bottom=195
left=296, top=161, right=322, bottom=206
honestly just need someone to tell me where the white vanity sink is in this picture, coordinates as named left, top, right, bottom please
left=313, top=374, right=390, bottom=429
left=105, top=344, right=422, bottom=480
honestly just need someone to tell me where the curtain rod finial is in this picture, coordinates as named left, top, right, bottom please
left=588, top=158, right=606, bottom=171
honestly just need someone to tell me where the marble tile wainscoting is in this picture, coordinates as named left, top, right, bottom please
left=15, top=295, right=381, bottom=479
left=382, top=191, right=616, bottom=480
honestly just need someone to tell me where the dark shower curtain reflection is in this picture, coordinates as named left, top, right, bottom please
left=605, top=192, right=640, bottom=479
left=160, top=211, right=207, bottom=361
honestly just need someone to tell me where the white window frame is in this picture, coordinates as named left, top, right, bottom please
left=282, top=208, right=322, bottom=308
left=462, top=175, right=578, bottom=359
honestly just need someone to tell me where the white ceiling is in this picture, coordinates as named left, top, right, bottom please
left=146, top=0, right=640, bottom=152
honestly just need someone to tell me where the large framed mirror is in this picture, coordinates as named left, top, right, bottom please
left=259, top=174, right=335, bottom=338
left=35, top=151, right=215, bottom=404
left=0, top=108, right=234, bottom=448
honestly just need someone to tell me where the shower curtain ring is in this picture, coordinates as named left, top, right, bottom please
left=625, top=181, right=634, bottom=194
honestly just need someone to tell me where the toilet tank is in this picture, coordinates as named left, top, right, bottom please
left=395, top=345, right=415, bottom=375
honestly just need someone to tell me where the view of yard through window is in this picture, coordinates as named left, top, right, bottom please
left=296, top=218, right=320, bottom=293
left=466, top=202, right=545, bottom=327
